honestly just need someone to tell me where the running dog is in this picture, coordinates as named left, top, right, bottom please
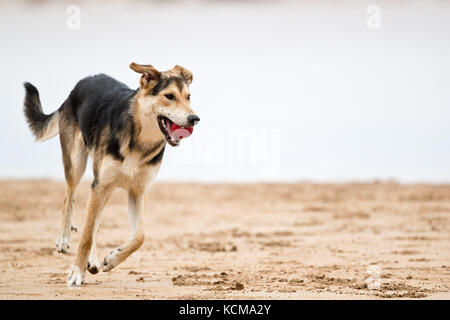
left=23, top=63, right=199, bottom=286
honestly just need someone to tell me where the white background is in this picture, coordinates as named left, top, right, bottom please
left=1, top=0, right=449, bottom=182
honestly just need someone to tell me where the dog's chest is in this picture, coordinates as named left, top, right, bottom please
left=101, top=153, right=160, bottom=189
left=121, top=153, right=144, bottom=177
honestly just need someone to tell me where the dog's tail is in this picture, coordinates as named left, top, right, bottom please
left=23, top=82, right=61, bottom=141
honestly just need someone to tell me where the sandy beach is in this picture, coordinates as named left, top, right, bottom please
left=0, top=180, right=448, bottom=299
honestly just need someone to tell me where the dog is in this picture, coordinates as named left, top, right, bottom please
left=23, top=63, right=199, bottom=286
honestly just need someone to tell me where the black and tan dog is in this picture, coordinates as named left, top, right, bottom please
left=23, top=63, right=199, bottom=286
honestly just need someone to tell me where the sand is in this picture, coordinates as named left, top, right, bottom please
left=0, top=180, right=449, bottom=299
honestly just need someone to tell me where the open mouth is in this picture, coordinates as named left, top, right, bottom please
left=158, top=116, right=193, bottom=147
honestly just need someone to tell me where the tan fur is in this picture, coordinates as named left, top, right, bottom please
left=130, top=92, right=166, bottom=146
left=39, top=112, right=61, bottom=141
left=166, top=65, right=193, bottom=84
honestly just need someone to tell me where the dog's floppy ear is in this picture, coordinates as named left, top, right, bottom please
left=130, top=62, right=161, bottom=89
left=172, top=65, right=193, bottom=84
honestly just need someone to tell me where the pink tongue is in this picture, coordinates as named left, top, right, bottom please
left=170, top=123, right=193, bottom=139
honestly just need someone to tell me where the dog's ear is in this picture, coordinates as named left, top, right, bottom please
left=171, top=65, right=193, bottom=84
left=130, top=62, right=161, bottom=89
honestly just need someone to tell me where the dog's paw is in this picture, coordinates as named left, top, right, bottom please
left=102, top=248, right=121, bottom=272
left=67, top=265, right=84, bottom=287
left=56, top=236, right=70, bottom=254
left=87, top=260, right=100, bottom=275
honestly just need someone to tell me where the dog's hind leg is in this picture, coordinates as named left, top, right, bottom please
left=56, top=116, right=88, bottom=254
left=102, top=189, right=145, bottom=272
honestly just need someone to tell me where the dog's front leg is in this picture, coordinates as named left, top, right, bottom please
left=86, top=202, right=105, bottom=275
left=67, top=184, right=112, bottom=286
left=102, top=189, right=145, bottom=272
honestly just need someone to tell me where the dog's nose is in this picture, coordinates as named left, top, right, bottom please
left=187, top=114, right=200, bottom=126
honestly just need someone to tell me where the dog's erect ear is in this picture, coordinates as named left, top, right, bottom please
left=171, top=65, right=193, bottom=84
left=130, top=62, right=161, bottom=89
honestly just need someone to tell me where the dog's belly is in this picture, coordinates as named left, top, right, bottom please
left=100, top=154, right=161, bottom=190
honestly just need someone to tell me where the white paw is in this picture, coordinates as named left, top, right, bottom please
left=56, top=236, right=70, bottom=254
left=102, top=248, right=121, bottom=272
left=67, top=265, right=84, bottom=287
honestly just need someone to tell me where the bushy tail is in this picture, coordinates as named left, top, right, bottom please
left=23, top=82, right=60, bottom=141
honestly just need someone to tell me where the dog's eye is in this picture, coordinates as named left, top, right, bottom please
left=164, top=93, right=175, bottom=101
left=187, top=94, right=190, bottom=100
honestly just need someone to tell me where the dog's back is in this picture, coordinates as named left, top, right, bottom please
left=24, top=74, right=137, bottom=149
left=69, top=74, right=137, bottom=149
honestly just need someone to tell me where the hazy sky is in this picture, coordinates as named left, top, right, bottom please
left=1, top=0, right=449, bottom=182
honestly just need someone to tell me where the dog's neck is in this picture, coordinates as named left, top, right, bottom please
left=130, top=91, right=165, bottom=149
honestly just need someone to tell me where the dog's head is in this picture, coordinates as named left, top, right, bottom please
left=130, top=62, right=199, bottom=147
